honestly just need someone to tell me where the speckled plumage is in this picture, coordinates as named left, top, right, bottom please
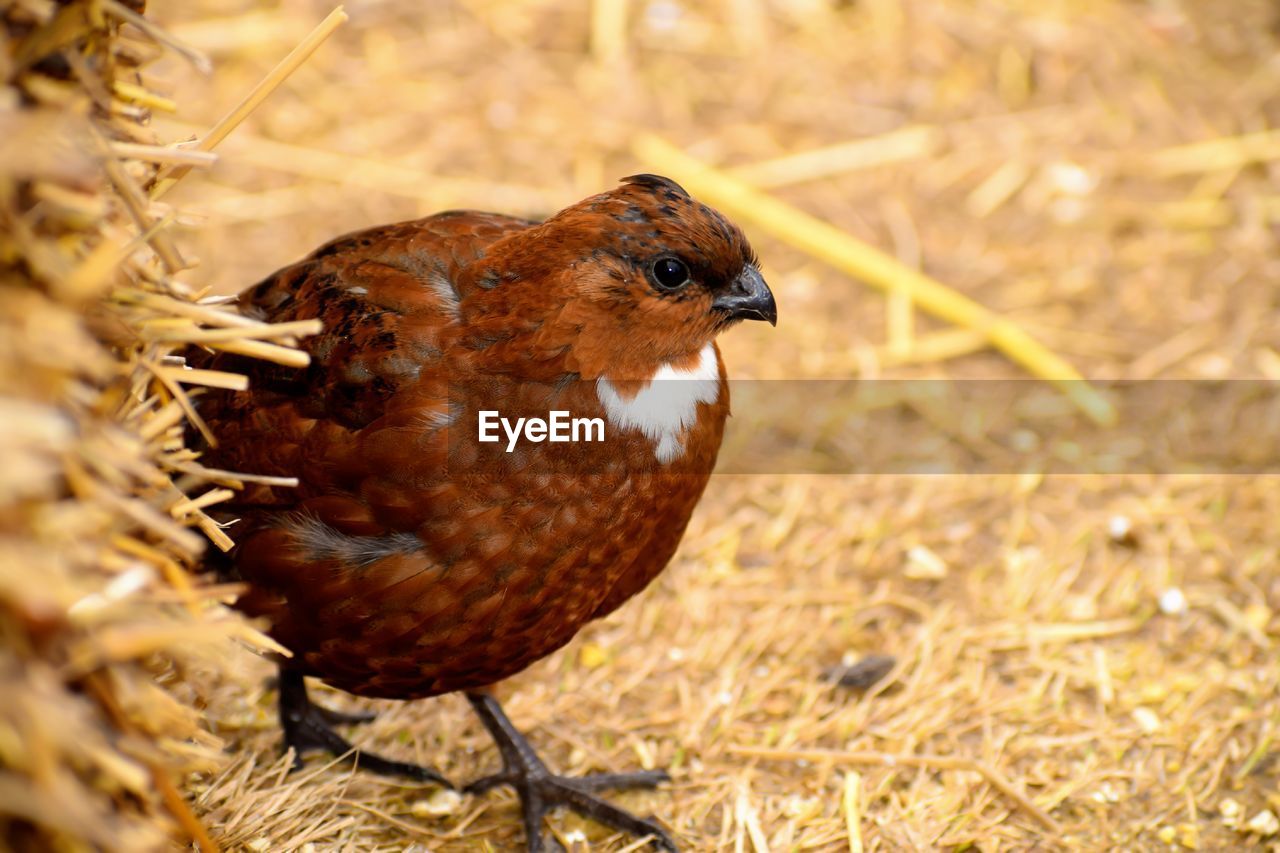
left=194, top=175, right=775, bottom=848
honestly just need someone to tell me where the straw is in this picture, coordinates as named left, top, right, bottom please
left=150, top=6, right=349, bottom=200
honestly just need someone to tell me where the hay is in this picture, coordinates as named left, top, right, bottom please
left=8, top=0, right=1280, bottom=850
left=0, top=2, right=334, bottom=850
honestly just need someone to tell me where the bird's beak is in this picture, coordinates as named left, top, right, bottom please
left=712, top=267, right=777, bottom=326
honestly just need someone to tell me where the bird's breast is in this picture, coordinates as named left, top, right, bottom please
left=596, top=342, right=721, bottom=464
left=250, top=368, right=728, bottom=699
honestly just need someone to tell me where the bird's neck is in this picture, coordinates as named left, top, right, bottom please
left=597, top=342, right=719, bottom=397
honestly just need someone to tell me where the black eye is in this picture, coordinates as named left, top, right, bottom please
left=651, top=257, right=690, bottom=290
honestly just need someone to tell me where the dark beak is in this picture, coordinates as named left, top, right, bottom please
left=712, top=267, right=777, bottom=326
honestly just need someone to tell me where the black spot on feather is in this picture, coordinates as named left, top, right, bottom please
left=618, top=205, right=649, bottom=223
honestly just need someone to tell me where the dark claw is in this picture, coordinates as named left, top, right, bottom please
left=277, top=666, right=452, bottom=788
left=464, top=768, right=669, bottom=797
left=562, top=769, right=671, bottom=794
left=464, top=692, right=677, bottom=851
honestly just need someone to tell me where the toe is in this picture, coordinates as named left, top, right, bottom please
left=464, top=773, right=514, bottom=795
left=356, top=753, right=454, bottom=788
left=565, top=769, right=670, bottom=793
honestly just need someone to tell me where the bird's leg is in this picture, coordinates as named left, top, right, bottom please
left=463, top=692, right=676, bottom=852
left=277, top=666, right=452, bottom=788
left=268, top=669, right=377, bottom=725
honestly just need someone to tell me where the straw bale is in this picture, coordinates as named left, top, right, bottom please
left=0, top=2, right=312, bottom=849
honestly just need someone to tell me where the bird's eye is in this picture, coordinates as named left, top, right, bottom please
left=651, top=257, right=690, bottom=290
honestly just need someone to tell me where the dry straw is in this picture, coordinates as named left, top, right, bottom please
left=0, top=3, right=342, bottom=849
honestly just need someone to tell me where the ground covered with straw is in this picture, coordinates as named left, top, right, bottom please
left=73, top=0, right=1280, bottom=849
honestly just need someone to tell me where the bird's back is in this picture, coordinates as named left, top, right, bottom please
left=198, top=211, right=532, bottom=480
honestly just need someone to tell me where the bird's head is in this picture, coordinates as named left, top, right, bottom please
left=461, top=174, right=775, bottom=380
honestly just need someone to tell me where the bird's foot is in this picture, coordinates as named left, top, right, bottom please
left=277, top=667, right=451, bottom=788
left=464, top=692, right=676, bottom=852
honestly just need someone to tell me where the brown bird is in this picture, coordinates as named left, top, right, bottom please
left=196, top=174, right=775, bottom=850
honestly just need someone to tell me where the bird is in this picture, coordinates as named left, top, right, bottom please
left=194, top=173, right=776, bottom=851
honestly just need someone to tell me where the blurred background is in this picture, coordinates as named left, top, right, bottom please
left=145, top=1, right=1280, bottom=849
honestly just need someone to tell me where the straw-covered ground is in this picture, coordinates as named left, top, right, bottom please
left=138, top=0, right=1280, bottom=849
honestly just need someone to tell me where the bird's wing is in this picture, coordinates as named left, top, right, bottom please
left=195, top=211, right=574, bottom=685
left=194, top=211, right=533, bottom=507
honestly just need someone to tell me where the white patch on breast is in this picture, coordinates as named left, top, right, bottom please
left=596, top=343, right=720, bottom=463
